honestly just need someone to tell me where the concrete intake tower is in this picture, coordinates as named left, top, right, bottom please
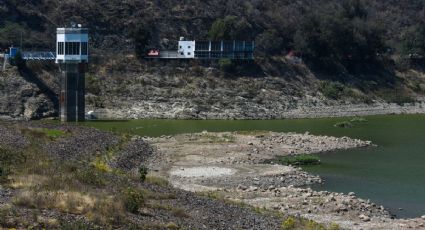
left=55, top=26, right=88, bottom=122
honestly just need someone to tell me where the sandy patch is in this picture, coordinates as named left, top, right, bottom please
left=170, top=166, right=235, bottom=178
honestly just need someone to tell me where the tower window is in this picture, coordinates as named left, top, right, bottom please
left=58, top=42, right=64, bottom=55
left=65, top=42, right=81, bottom=55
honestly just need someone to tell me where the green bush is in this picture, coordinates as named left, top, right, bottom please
left=319, top=81, right=351, bottom=100
left=208, top=16, right=252, bottom=40
left=281, top=217, right=296, bottom=230
left=277, top=155, right=320, bottom=166
left=123, top=187, right=145, bottom=213
left=138, top=165, right=148, bottom=182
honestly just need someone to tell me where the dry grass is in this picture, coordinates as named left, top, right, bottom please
left=9, top=174, right=49, bottom=189
left=14, top=190, right=126, bottom=225
left=14, top=190, right=96, bottom=214
left=145, top=175, right=169, bottom=186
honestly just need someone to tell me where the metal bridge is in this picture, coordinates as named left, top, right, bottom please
left=22, top=51, right=56, bottom=60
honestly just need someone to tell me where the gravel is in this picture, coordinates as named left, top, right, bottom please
left=0, top=124, right=30, bottom=149
left=110, top=137, right=154, bottom=171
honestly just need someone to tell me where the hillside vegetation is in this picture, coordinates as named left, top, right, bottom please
left=0, top=0, right=425, bottom=119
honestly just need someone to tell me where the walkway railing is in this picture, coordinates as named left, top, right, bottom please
left=22, top=51, right=56, bottom=60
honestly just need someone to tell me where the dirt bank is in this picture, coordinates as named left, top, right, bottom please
left=147, top=131, right=425, bottom=230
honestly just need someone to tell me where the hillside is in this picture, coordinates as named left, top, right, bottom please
left=0, top=0, right=425, bottom=119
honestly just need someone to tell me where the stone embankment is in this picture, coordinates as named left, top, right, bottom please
left=147, top=132, right=425, bottom=230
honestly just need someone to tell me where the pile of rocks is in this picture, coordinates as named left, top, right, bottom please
left=110, top=137, right=155, bottom=171
left=41, top=125, right=119, bottom=161
left=264, top=133, right=373, bottom=154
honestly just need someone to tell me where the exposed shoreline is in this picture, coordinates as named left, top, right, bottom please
left=89, top=101, right=425, bottom=120
left=147, top=131, right=425, bottom=230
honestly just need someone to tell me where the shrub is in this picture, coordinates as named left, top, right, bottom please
left=123, top=187, right=145, bottom=213
left=171, top=207, right=189, bottom=218
left=75, top=167, right=106, bottom=186
left=278, top=155, right=320, bottom=166
left=138, top=165, right=148, bottom=182
left=329, top=222, right=341, bottom=230
left=165, top=222, right=179, bottom=229
left=281, top=217, right=296, bottom=230
left=145, top=176, right=169, bottom=186
left=319, top=81, right=351, bottom=100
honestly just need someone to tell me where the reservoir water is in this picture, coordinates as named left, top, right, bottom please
left=85, top=115, right=425, bottom=218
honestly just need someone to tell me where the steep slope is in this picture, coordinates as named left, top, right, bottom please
left=0, top=0, right=424, bottom=119
left=0, top=65, right=58, bottom=120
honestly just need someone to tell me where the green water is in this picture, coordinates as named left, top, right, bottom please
left=84, top=115, right=425, bottom=218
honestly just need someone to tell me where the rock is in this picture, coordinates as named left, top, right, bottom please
left=421, top=215, right=425, bottom=220
left=348, top=192, right=356, bottom=196
left=359, top=214, right=371, bottom=222
left=237, top=184, right=248, bottom=190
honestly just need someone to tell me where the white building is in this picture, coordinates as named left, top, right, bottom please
left=177, top=37, right=195, bottom=59
left=56, top=26, right=89, bottom=63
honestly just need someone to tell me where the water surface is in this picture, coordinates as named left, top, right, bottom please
left=85, top=115, right=425, bottom=218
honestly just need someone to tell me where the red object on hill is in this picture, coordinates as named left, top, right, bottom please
left=147, top=49, right=160, bottom=56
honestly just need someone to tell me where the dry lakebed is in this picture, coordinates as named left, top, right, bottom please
left=146, top=131, right=425, bottom=230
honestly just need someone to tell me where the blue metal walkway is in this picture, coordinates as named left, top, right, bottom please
left=22, top=51, right=55, bottom=60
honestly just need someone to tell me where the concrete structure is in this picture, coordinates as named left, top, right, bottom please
left=56, top=26, right=88, bottom=122
left=149, top=38, right=255, bottom=60
left=177, top=37, right=195, bottom=58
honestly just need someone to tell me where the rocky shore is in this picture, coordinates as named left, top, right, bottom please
left=91, top=101, right=425, bottom=120
left=147, top=131, right=425, bottom=230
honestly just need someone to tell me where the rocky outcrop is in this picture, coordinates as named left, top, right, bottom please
left=0, top=67, right=58, bottom=120
left=86, top=64, right=425, bottom=120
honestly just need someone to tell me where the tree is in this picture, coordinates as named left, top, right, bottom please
left=131, top=22, right=152, bottom=59
left=256, top=29, right=284, bottom=55
left=208, top=16, right=252, bottom=40
left=401, top=22, right=425, bottom=56
left=293, top=0, right=385, bottom=69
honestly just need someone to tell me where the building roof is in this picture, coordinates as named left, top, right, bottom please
left=57, top=28, right=89, bottom=34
